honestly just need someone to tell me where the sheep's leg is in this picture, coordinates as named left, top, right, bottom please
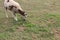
left=5, top=8, right=8, bottom=18
left=13, top=13, right=18, bottom=21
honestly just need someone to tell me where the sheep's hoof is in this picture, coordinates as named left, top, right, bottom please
left=14, top=19, right=18, bottom=21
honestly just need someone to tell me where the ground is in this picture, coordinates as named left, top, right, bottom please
left=0, top=0, right=60, bottom=40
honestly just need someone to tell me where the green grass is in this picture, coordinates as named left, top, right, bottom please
left=0, top=0, right=60, bottom=40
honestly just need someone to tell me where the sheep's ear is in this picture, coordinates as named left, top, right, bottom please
left=18, top=9, right=24, bottom=15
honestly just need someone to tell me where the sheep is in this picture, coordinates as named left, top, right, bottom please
left=4, top=0, right=27, bottom=21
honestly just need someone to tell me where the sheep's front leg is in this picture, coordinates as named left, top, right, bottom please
left=13, top=12, right=18, bottom=21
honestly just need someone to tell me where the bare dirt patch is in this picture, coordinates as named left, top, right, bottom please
left=52, top=28, right=60, bottom=40
left=17, top=26, right=26, bottom=32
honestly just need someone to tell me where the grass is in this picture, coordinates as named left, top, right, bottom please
left=0, top=0, right=60, bottom=40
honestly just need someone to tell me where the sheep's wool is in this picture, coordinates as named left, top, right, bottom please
left=4, top=0, right=23, bottom=11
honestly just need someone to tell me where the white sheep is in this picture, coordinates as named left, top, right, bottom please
left=4, top=0, right=27, bottom=21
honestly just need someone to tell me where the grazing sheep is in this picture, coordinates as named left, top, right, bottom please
left=4, top=0, right=27, bottom=21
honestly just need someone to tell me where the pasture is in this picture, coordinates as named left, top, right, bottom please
left=0, top=0, right=60, bottom=40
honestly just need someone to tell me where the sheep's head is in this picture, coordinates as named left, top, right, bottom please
left=18, top=9, right=27, bottom=21
left=21, top=11, right=27, bottom=21
left=23, top=12, right=27, bottom=18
